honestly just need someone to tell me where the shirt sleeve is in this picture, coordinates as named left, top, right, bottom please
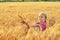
left=36, top=21, right=40, bottom=24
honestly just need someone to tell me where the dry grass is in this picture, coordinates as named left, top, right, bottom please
left=0, top=2, right=60, bottom=40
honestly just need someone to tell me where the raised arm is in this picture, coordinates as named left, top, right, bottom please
left=31, top=23, right=40, bottom=27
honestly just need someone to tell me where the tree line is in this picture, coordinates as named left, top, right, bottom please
left=0, top=0, right=60, bottom=2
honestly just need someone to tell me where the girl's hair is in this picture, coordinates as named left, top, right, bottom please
left=39, top=12, right=47, bottom=22
left=39, top=12, right=47, bottom=19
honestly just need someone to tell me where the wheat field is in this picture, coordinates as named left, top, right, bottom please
left=0, top=2, right=60, bottom=40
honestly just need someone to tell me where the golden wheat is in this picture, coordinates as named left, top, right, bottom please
left=0, top=2, right=60, bottom=40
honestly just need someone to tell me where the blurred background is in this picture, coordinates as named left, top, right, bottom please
left=0, top=0, right=60, bottom=2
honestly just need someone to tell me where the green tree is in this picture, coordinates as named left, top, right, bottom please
left=18, top=0, right=24, bottom=2
left=6, top=0, right=18, bottom=2
left=0, top=0, right=6, bottom=2
left=24, top=0, right=39, bottom=2
left=47, top=0, right=59, bottom=1
left=39, top=0, right=47, bottom=1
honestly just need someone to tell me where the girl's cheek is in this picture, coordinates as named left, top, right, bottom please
left=42, top=19, right=46, bottom=22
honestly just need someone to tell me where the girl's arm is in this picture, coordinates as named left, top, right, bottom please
left=31, top=24, right=39, bottom=27
left=31, top=21, right=40, bottom=27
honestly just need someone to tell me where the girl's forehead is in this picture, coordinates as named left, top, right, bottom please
left=39, top=13, right=47, bottom=17
left=39, top=15, right=44, bottom=17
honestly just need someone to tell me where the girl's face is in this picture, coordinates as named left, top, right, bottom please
left=39, top=15, right=46, bottom=22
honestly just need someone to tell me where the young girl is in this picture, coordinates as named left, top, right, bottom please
left=32, top=12, right=47, bottom=31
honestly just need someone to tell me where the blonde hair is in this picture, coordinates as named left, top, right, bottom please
left=39, top=12, right=47, bottom=19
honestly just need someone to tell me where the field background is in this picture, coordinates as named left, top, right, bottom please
left=0, top=2, right=60, bottom=40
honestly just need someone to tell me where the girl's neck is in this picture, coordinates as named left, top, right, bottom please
left=40, top=21, right=46, bottom=23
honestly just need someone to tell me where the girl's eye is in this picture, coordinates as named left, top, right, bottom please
left=41, top=16, right=43, bottom=18
left=40, top=16, right=44, bottom=18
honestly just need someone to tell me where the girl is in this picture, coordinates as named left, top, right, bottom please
left=32, top=12, right=47, bottom=31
